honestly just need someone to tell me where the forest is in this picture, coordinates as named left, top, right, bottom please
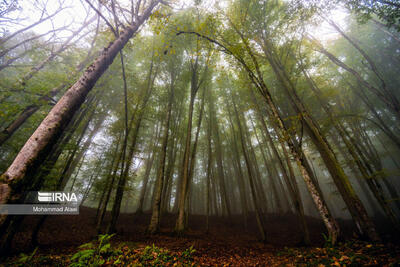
left=0, top=0, right=400, bottom=266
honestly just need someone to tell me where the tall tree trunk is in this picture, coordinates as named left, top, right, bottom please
left=226, top=115, right=249, bottom=229
left=175, top=56, right=205, bottom=234
left=175, top=92, right=196, bottom=234
left=250, top=89, right=311, bottom=243
left=259, top=38, right=379, bottom=241
left=59, top=114, right=105, bottom=189
left=209, top=91, right=232, bottom=219
left=148, top=77, right=174, bottom=234
left=0, top=2, right=161, bottom=235
left=136, top=123, right=161, bottom=214
left=96, top=134, right=122, bottom=221
left=240, top=108, right=278, bottom=214
left=0, top=94, right=98, bottom=252
left=97, top=135, right=124, bottom=233
left=107, top=57, right=158, bottom=234
left=313, top=38, right=400, bottom=122
left=232, top=94, right=267, bottom=242
left=205, top=109, right=213, bottom=232
left=242, top=38, right=340, bottom=244
left=304, top=69, right=399, bottom=230
left=179, top=30, right=340, bottom=242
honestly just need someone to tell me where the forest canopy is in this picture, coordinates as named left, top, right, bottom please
left=0, top=0, right=400, bottom=265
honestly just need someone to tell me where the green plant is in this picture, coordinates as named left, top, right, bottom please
left=182, top=245, right=196, bottom=261
left=322, top=233, right=333, bottom=248
left=17, top=247, right=38, bottom=266
left=70, top=233, right=115, bottom=267
left=138, top=244, right=196, bottom=266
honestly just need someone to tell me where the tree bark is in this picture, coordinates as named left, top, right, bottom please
left=232, top=93, right=267, bottom=242
left=0, top=2, right=161, bottom=230
left=148, top=76, right=174, bottom=234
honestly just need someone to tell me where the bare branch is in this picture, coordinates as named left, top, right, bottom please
left=84, top=0, right=118, bottom=37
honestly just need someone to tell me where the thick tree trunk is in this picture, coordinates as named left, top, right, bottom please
left=0, top=94, right=97, bottom=252
left=0, top=2, right=160, bottom=230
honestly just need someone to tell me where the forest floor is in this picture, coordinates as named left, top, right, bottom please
left=2, top=207, right=400, bottom=266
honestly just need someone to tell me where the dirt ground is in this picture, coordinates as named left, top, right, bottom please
left=3, top=207, right=400, bottom=266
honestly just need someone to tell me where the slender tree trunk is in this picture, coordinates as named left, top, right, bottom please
left=69, top=153, right=85, bottom=192
left=137, top=124, right=160, bottom=213
left=175, top=93, right=195, bottom=234
left=304, top=69, right=399, bottom=230
left=175, top=56, right=205, bottom=234
left=95, top=133, right=122, bottom=221
left=260, top=39, right=378, bottom=241
left=314, top=39, right=400, bottom=122
left=227, top=121, right=248, bottom=229
left=148, top=78, right=174, bottom=234
left=181, top=27, right=339, bottom=244
left=59, top=114, right=105, bottom=189
left=240, top=108, right=279, bottom=214
left=209, top=91, right=232, bottom=219
left=232, top=95, right=267, bottom=242
left=205, top=110, right=213, bottom=232
left=96, top=138, right=124, bottom=233
left=250, top=89, right=311, bottom=243
left=107, top=52, right=158, bottom=233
